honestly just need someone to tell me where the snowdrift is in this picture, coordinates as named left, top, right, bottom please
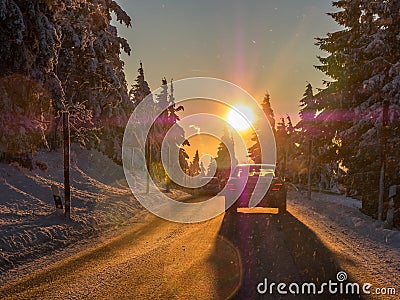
left=0, top=145, right=142, bottom=273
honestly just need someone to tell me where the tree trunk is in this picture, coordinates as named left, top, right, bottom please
left=378, top=100, right=389, bottom=221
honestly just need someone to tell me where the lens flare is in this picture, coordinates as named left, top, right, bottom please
left=227, top=104, right=255, bottom=131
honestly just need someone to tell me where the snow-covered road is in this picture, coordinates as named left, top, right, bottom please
left=1, top=147, right=399, bottom=299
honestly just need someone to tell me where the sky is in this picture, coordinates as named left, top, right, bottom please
left=114, top=0, right=340, bottom=163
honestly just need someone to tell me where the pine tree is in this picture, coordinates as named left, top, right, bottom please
left=189, top=150, right=201, bottom=176
left=151, top=78, right=169, bottom=163
left=0, top=1, right=63, bottom=164
left=128, top=62, right=157, bottom=177
left=248, top=91, right=276, bottom=164
left=168, top=79, right=184, bottom=125
left=275, top=117, right=288, bottom=177
left=315, top=0, right=400, bottom=217
left=129, top=61, right=152, bottom=109
left=0, top=74, right=53, bottom=168
left=207, top=157, right=217, bottom=177
left=297, top=83, right=316, bottom=131
left=179, top=146, right=190, bottom=175
left=0, top=0, right=133, bottom=164
left=167, top=79, right=188, bottom=181
left=261, top=91, right=276, bottom=132
left=215, top=127, right=237, bottom=182
left=145, top=78, right=188, bottom=185
left=55, top=0, right=132, bottom=161
left=292, top=83, right=319, bottom=186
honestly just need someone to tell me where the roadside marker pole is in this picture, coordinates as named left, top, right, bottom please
left=63, top=111, right=71, bottom=220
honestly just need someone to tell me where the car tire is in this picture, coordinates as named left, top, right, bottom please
left=226, top=205, right=237, bottom=215
left=225, top=198, right=237, bottom=215
left=278, top=193, right=287, bottom=214
left=278, top=201, right=287, bottom=214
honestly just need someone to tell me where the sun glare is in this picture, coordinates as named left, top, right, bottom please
left=227, top=104, right=255, bottom=131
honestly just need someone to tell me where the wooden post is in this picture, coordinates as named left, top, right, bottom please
left=378, top=100, right=389, bottom=221
left=63, top=111, right=71, bottom=220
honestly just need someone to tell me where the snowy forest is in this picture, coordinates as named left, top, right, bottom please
left=1, top=0, right=399, bottom=223
left=0, top=0, right=132, bottom=164
left=257, top=0, right=400, bottom=221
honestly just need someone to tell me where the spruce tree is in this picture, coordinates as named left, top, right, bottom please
left=315, top=0, right=400, bottom=217
left=55, top=0, right=133, bottom=161
left=207, top=158, right=217, bottom=177
left=261, top=92, right=276, bottom=133
left=179, top=147, right=190, bottom=175
left=294, top=83, right=318, bottom=185
left=151, top=78, right=169, bottom=163
left=215, top=127, right=237, bottom=182
left=189, top=150, right=201, bottom=176
left=297, top=83, right=316, bottom=131
left=0, top=0, right=133, bottom=163
left=275, top=117, right=288, bottom=177
left=129, top=61, right=152, bottom=109
left=146, top=78, right=188, bottom=184
left=248, top=91, right=276, bottom=164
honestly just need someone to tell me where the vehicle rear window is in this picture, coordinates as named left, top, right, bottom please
left=234, top=165, right=274, bottom=177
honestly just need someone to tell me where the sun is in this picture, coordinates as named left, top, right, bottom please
left=227, top=104, right=255, bottom=131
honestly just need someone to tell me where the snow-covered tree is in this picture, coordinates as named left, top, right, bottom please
left=55, top=0, right=133, bottom=162
left=0, top=0, right=133, bottom=164
left=0, top=74, right=52, bottom=168
left=143, top=78, right=188, bottom=185
left=0, top=0, right=63, bottom=165
left=315, top=0, right=400, bottom=218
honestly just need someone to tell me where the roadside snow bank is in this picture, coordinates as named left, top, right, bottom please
left=289, top=190, right=400, bottom=249
left=0, top=145, right=142, bottom=273
left=289, top=190, right=400, bottom=296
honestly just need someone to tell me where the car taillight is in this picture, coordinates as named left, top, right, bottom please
left=271, top=182, right=283, bottom=191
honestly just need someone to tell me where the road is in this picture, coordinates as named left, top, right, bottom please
left=0, top=195, right=367, bottom=299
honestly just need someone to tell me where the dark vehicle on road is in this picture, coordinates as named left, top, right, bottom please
left=200, top=177, right=221, bottom=195
left=224, top=164, right=287, bottom=215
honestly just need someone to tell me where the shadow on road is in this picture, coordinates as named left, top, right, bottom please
left=209, top=211, right=364, bottom=300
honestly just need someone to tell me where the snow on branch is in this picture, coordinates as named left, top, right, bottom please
left=108, top=0, right=131, bottom=27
